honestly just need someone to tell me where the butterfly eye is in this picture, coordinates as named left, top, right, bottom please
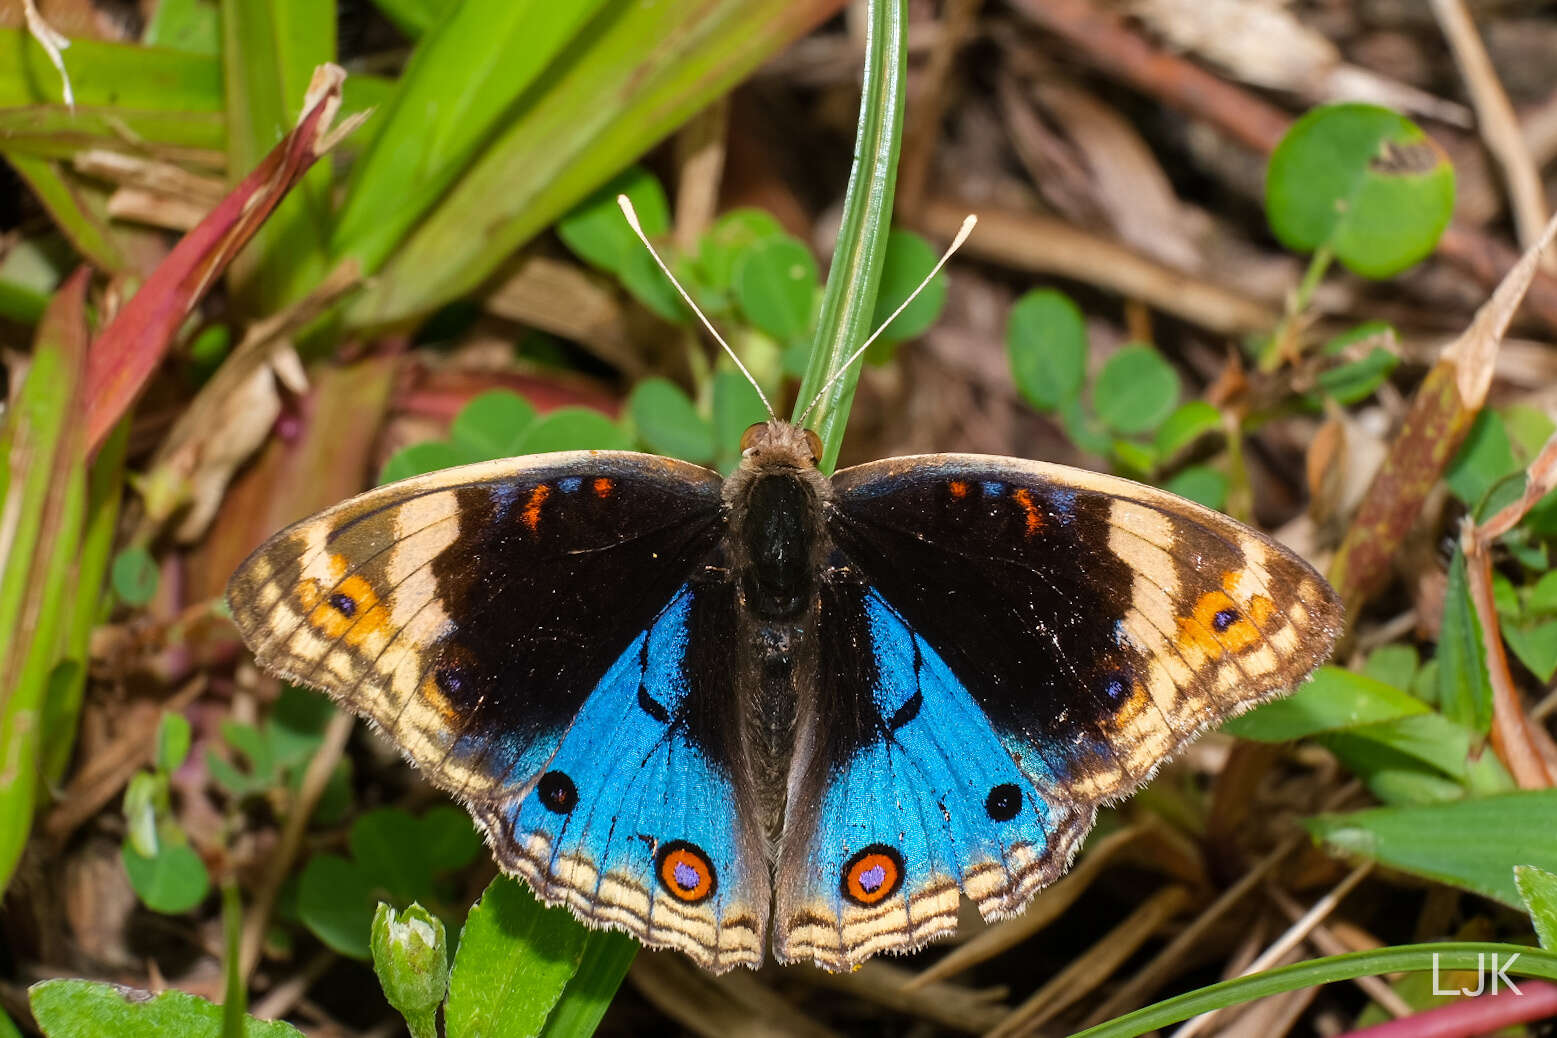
left=803, top=428, right=822, bottom=464
left=740, top=422, right=767, bottom=452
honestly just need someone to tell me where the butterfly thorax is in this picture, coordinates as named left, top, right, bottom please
left=722, top=421, right=831, bottom=841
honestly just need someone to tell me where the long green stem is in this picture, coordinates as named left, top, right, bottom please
left=1073, top=942, right=1557, bottom=1038
left=221, top=880, right=246, bottom=1038
left=1259, top=244, right=1333, bottom=373
left=791, top=0, right=907, bottom=472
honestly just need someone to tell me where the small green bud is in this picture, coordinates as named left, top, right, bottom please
left=370, top=902, right=448, bottom=1038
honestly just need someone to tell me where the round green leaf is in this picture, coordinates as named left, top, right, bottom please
left=451, top=390, right=537, bottom=461
left=189, top=323, right=230, bottom=371
left=122, top=840, right=210, bottom=915
left=628, top=377, right=715, bottom=462
left=111, top=547, right=159, bottom=607
left=556, top=165, right=669, bottom=274
left=514, top=407, right=631, bottom=454
left=298, top=854, right=375, bottom=959
left=1266, top=103, right=1454, bottom=278
left=868, top=230, right=948, bottom=344
left=733, top=234, right=819, bottom=343
left=350, top=809, right=431, bottom=903
left=155, top=711, right=192, bottom=774
left=1093, top=344, right=1181, bottom=436
left=617, top=245, right=693, bottom=324
left=712, top=370, right=770, bottom=466
left=1007, top=289, right=1086, bottom=412
left=1154, top=401, right=1223, bottom=457
left=417, top=805, right=483, bottom=873
left=379, top=441, right=466, bottom=485
left=1163, top=465, right=1228, bottom=511
left=700, top=208, right=786, bottom=292
left=123, top=773, right=160, bottom=858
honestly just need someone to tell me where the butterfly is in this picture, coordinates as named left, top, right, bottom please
left=226, top=414, right=1340, bottom=971
left=226, top=206, right=1341, bottom=973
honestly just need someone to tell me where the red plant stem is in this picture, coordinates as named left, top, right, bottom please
left=1335, top=979, right=1557, bottom=1038
left=1463, top=527, right=1556, bottom=788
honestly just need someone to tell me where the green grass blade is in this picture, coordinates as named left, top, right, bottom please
left=0, top=270, right=90, bottom=895
left=332, top=0, right=612, bottom=276
left=40, top=418, right=127, bottom=784
left=0, top=106, right=224, bottom=164
left=1073, top=942, right=1557, bottom=1038
left=220, top=0, right=336, bottom=312
left=0, top=28, right=223, bottom=110
left=792, top=0, right=907, bottom=471
left=347, top=0, right=846, bottom=329
left=2, top=154, right=127, bottom=272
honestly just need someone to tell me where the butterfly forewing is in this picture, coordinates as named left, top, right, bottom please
left=828, top=455, right=1340, bottom=797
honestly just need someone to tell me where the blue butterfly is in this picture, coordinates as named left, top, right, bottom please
left=228, top=199, right=1338, bottom=971
left=227, top=416, right=1339, bottom=971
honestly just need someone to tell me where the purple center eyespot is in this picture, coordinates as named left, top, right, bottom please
left=673, top=862, right=700, bottom=890
left=859, top=864, right=886, bottom=892
left=1212, top=608, right=1239, bottom=632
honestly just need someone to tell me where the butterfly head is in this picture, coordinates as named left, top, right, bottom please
left=740, top=421, right=822, bottom=470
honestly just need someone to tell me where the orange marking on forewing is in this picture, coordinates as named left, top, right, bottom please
left=1011, top=488, right=1042, bottom=536
left=420, top=671, right=460, bottom=723
left=297, top=565, right=389, bottom=647
left=948, top=480, right=969, bottom=499
left=522, top=484, right=552, bottom=531
left=334, top=574, right=390, bottom=648
left=1175, top=571, right=1271, bottom=656
left=1110, top=675, right=1153, bottom=726
left=593, top=477, right=614, bottom=498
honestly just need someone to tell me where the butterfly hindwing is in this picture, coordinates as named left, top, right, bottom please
left=227, top=452, right=769, bottom=968
left=475, top=579, right=770, bottom=971
left=769, top=455, right=1340, bottom=969
left=775, top=582, right=1077, bottom=969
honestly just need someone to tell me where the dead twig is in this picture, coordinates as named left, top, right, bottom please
left=1430, top=0, right=1552, bottom=266
left=904, top=822, right=1149, bottom=989
left=918, top=198, right=1277, bottom=335
left=1329, top=209, right=1557, bottom=616
left=987, top=885, right=1191, bottom=1037
left=1175, top=862, right=1374, bottom=1038
left=238, top=710, right=354, bottom=981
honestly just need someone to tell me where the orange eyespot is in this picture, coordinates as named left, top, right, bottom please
left=948, top=480, right=970, bottom=499
left=740, top=421, right=767, bottom=452
left=841, top=844, right=904, bottom=906
left=592, top=477, right=613, bottom=498
left=657, top=840, right=716, bottom=903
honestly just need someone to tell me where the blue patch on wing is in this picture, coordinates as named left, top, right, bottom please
left=804, top=591, right=1056, bottom=914
left=502, top=586, right=747, bottom=915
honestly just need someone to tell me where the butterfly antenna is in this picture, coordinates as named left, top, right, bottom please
left=797, top=214, right=978, bottom=427
left=617, top=195, right=776, bottom=421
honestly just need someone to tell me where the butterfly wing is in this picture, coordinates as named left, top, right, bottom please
left=772, top=455, right=1340, bottom=970
left=227, top=452, right=769, bottom=970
